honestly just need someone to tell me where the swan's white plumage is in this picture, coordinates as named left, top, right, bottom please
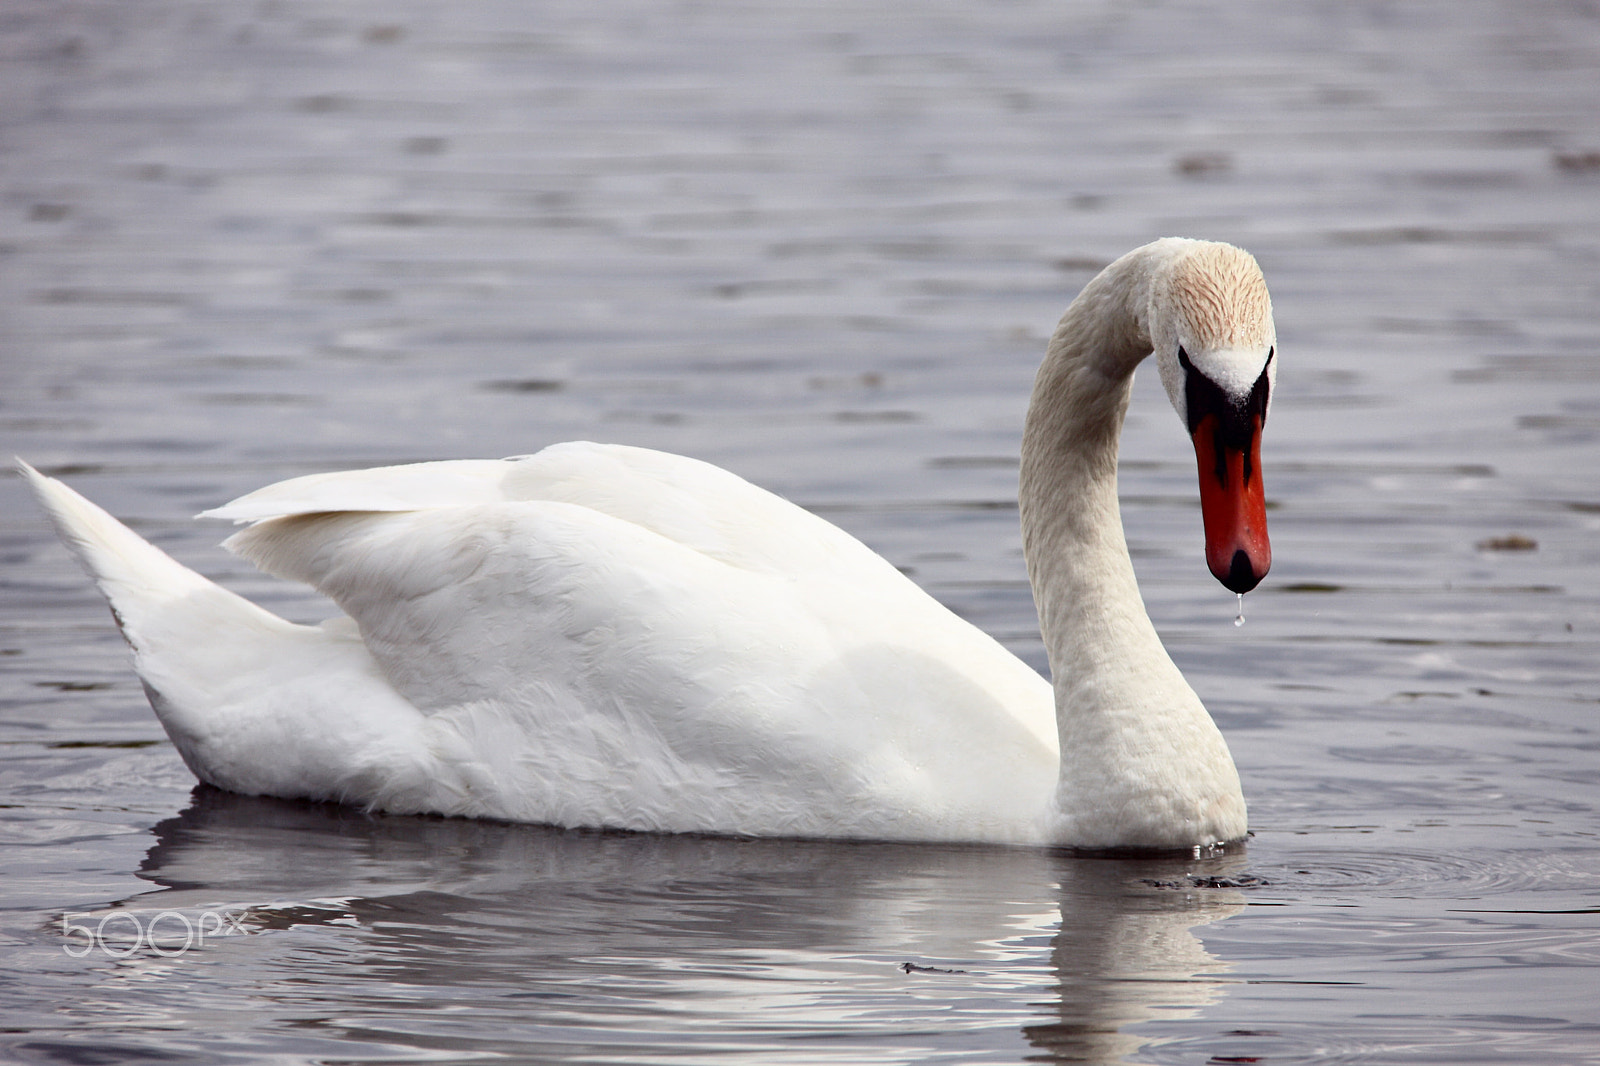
left=26, top=446, right=1059, bottom=842
left=24, top=237, right=1272, bottom=849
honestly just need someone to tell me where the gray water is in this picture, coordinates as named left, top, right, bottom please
left=3, top=1, right=1600, bottom=1062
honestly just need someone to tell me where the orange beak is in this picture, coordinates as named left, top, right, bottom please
left=1191, top=412, right=1271, bottom=593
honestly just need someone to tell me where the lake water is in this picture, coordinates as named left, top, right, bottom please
left=4, top=0, right=1600, bottom=1061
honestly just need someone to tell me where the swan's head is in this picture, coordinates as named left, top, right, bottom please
left=1146, top=240, right=1275, bottom=594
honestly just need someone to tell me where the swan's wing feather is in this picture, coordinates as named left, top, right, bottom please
left=502, top=442, right=913, bottom=577
left=200, top=460, right=513, bottom=522
left=220, top=498, right=1056, bottom=838
left=214, top=441, right=1051, bottom=738
left=211, top=442, right=907, bottom=584
left=205, top=443, right=1057, bottom=838
left=226, top=501, right=751, bottom=713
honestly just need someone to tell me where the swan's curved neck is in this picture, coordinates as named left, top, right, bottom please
left=1020, top=248, right=1166, bottom=695
left=1019, top=246, right=1242, bottom=847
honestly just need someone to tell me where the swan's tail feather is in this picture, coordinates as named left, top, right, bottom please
left=18, top=459, right=293, bottom=749
left=17, top=460, right=434, bottom=802
left=19, top=461, right=223, bottom=630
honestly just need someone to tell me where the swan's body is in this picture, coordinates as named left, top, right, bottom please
left=24, top=238, right=1276, bottom=850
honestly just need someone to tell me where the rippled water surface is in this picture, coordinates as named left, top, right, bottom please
left=4, top=1, right=1600, bottom=1062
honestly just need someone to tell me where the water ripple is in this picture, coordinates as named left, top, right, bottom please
left=1252, top=846, right=1600, bottom=900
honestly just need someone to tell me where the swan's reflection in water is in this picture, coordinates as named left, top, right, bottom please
left=1021, top=861, right=1242, bottom=1063
left=113, top=788, right=1246, bottom=1064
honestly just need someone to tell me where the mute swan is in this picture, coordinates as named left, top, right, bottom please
left=23, top=237, right=1274, bottom=850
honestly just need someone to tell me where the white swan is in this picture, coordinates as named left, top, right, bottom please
left=22, top=238, right=1275, bottom=850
